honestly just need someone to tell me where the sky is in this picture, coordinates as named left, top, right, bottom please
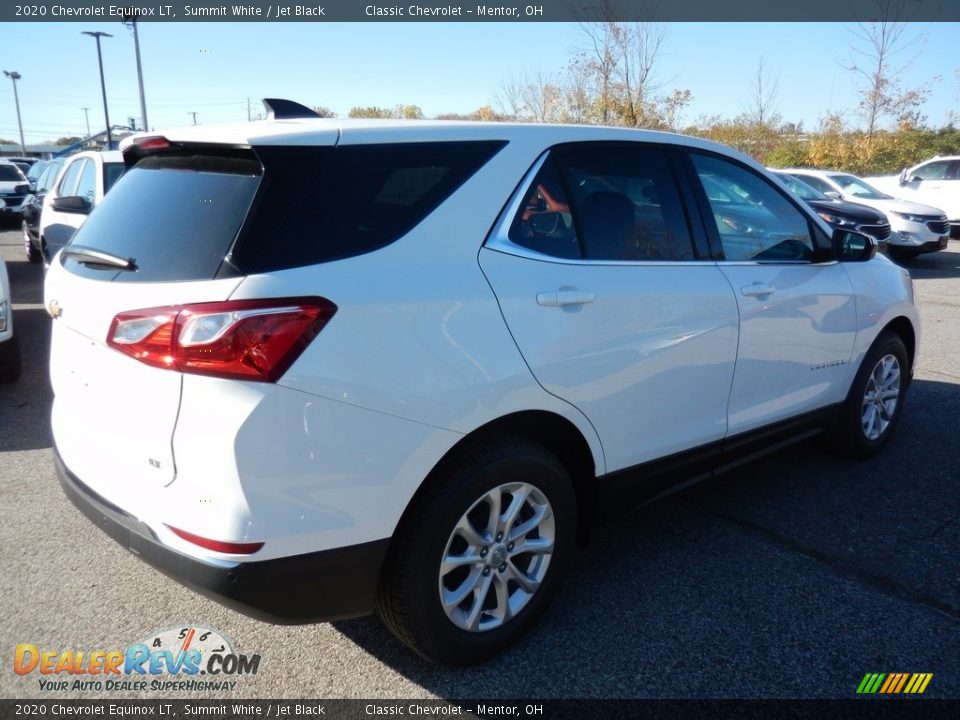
left=1, top=21, right=958, bottom=145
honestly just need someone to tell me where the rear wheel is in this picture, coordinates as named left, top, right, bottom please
left=376, top=436, right=577, bottom=665
left=832, top=331, right=908, bottom=457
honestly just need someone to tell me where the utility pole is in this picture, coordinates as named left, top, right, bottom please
left=122, top=15, right=149, bottom=132
left=82, top=31, right=113, bottom=149
left=188, top=111, right=198, bottom=126
left=247, top=97, right=251, bottom=122
left=3, top=71, right=26, bottom=154
left=82, top=107, right=91, bottom=137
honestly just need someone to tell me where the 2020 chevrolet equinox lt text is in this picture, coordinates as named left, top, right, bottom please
left=47, top=99, right=918, bottom=665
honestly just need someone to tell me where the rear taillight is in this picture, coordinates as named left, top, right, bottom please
left=107, top=297, right=336, bottom=382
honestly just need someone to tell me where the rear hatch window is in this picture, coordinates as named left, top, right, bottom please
left=63, top=151, right=262, bottom=283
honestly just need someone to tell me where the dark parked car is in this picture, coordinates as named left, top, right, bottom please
left=771, top=171, right=892, bottom=250
left=21, top=158, right=64, bottom=263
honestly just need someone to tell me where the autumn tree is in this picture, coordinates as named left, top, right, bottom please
left=845, top=0, right=931, bottom=137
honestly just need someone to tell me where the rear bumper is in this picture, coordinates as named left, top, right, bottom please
left=55, top=448, right=390, bottom=624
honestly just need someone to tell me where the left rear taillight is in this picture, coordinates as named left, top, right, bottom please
left=107, top=297, right=337, bottom=382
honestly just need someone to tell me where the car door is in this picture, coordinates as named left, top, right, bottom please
left=480, top=143, right=739, bottom=482
left=686, top=152, right=857, bottom=437
left=42, top=157, right=89, bottom=262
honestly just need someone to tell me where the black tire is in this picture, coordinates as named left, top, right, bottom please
left=23, top=221, right=41, bottom=264
left=832, top=331, right=909, bottom=458
left=0, top=333, right=22, bottom=384
left=376, top=436, right=577, bottom=666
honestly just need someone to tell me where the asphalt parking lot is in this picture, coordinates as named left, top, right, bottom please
left=0, top=222, right=958, bottom=700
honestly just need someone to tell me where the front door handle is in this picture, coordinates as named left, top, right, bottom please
left=536, top=290, right=595, bottom=307
left=741, top=284, right=776, bottom=297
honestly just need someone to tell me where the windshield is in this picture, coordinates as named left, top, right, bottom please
left=774, top=172, right=827, bottom=201
left=0, top=164, right=25, bottom=182
left=828, top=174, right=892, bottom=200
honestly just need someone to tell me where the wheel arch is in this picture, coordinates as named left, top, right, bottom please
left=881, top=316, right=916, bottom=375
left=394, top=410, right=599, bottom=545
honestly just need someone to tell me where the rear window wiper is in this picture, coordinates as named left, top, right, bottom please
left=62, top=245, right=138, bottom=271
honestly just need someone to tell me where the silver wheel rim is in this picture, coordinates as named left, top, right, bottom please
left=861, top=353, right=901, bottom=441
left=438, top=482, right=555, bottom=633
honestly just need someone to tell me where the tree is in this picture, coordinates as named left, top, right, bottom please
left=312, top=106, right=337, bottom=118
left=845, top=0, right=931, bottom=137
left=55, top=136, right=82, bottom=146
left=396, top=105, right=423, bottom=120
left=348, top=106, right=395, bottom=119
left=743, top=54, right=781, bottom=129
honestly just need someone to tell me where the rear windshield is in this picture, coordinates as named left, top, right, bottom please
left=63, top=152, right=261, bottom=283
left=0, top=165, right=24, bottom=181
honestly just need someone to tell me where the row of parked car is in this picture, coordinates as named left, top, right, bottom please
left=0, top=151, right=126, bottom=384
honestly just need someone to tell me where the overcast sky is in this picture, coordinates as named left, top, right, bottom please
left=1, top=21, right=957, bottom=143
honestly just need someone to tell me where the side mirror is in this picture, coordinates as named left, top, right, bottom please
left=824, top=190, right=841, bottom=200
left=52, top=195, right=92, bottom=215
left=833, top=228, right=877, bottom=262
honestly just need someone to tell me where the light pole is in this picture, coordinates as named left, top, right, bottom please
left=3, top=71, right=26, bottom=155
left=121, top=16, right=148, bottom=132
left=82, top=31, right=113, bottom=148
left=82, top=107, right=91, bottom=137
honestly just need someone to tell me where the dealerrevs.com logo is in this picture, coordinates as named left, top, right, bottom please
left=13, top=626, right=261, bottom=693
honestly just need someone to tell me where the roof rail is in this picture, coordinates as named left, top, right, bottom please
left=262, top=98, right=322, bottom=120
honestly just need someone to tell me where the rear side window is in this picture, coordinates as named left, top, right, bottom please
left=63, top=152, right=261, bottom=283
left=237, top=141, right=505, bottom=273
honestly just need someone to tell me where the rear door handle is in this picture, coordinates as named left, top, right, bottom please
left=536, top=290, right=595, bottom=307
left=740, top=284, right=776, bottom=297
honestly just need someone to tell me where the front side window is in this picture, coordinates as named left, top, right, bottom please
left=912, top=160, right=950, bottom=180
left=509, top=144, right=695, bottom=262
left=693, top=154, right=815, bottom=262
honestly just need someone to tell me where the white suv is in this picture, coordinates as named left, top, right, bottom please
left=38, top=150, right=125, bottom=265
left=865, top=156, right=960, bottom=238
left=47, top=100, right=919, bottom=665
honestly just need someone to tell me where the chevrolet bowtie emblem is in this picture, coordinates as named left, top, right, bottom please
left=47, top=299, right=63, bottom=319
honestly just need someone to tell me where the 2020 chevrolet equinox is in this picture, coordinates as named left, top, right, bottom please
left=47, top=100, right=918, bottom=665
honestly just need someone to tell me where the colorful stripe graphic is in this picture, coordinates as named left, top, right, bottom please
left=857, top=673, right=933, bottom=694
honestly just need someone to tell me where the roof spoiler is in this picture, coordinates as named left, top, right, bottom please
left=262, top=98, right=322, bottom=120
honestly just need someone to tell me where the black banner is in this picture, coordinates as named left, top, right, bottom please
left=2, top=0, right=959, bottom=23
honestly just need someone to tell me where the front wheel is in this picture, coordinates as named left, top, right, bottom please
left=832, top=331, right=909, bottom=457
left=376, top=437, right=577, bottom=665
